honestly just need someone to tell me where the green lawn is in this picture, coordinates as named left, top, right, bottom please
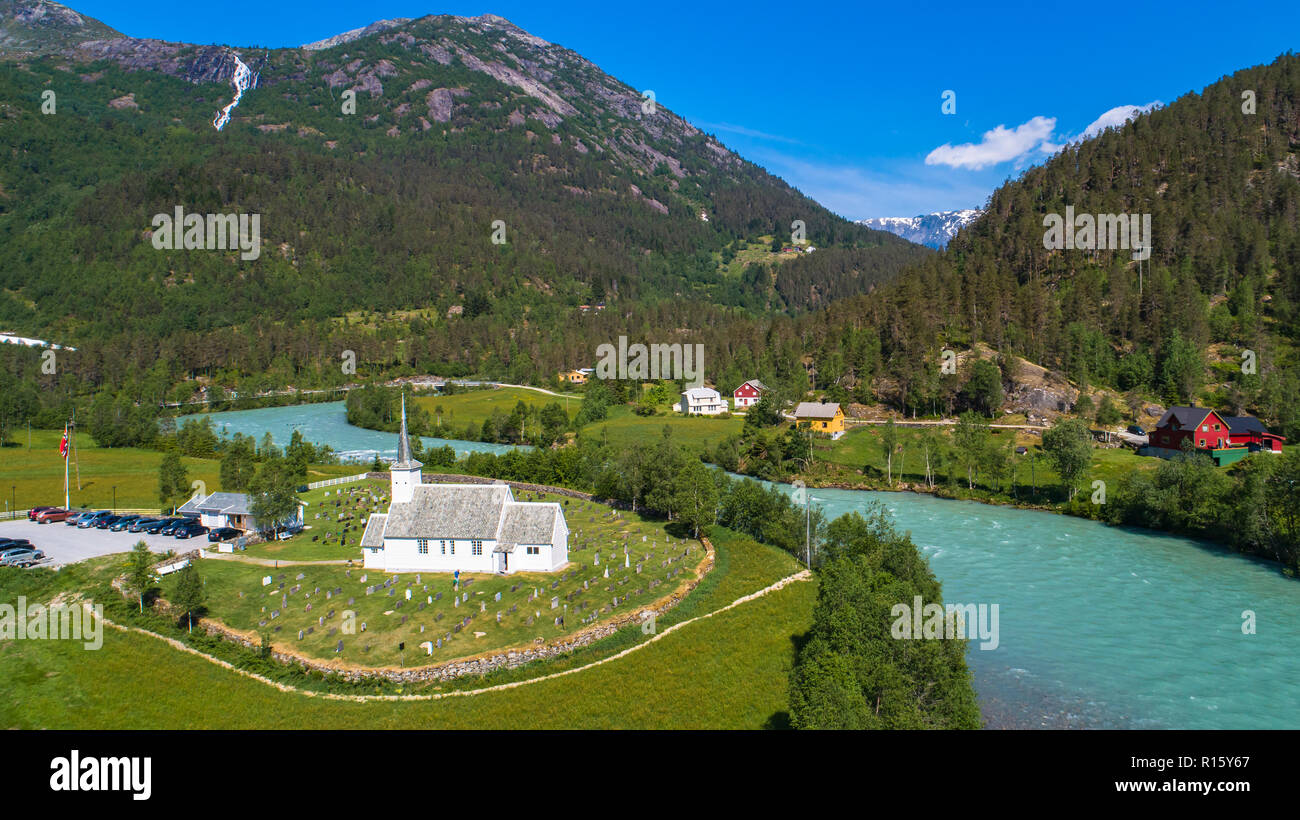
left=0, top=526, right=813, bottom=729
left=0, top=429, right=363, bottom=519
left=171, top=490, right=704, bottom=667
left=0, top=429, right=221, bottom=514
left=584, top=405, right=744, bottom=451
left=412, top=386, right=580, bottom=436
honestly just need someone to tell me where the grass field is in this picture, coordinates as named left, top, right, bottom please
left=584, top=405, right=744, bottom=451
left=0, top=428, right=363, bottom=531
left=0, top=526, right=813, bottom=729
left=0, top=429, right=222, bottom=514
left=809, top=423, right=1159, bottom=503
left=412, top=386, right=580, bottom=435
left=176, top=489, right=702, bottom=667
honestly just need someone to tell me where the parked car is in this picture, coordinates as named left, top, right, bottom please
left=77, top=511, right=113, bottom=529
left=207, top=527, right=242, bottom=542
left=128, top=517, right=161, bottom=533
left=94, top=515, right=122, bottom=529
left=1127, top=424, right=1146, bottom=436
left=1, top=547, right=45, bottom=567
left=145, top=518, right=181, bottom=534
left=158, top=519, right=188, bottom=535
left=65, top=510, right=90, bottom=526
left=0, top=538, right=34, bottom=551
left=109, top=515, right=144, bottom=531
left=35, top=508, right=71, bottom=524
left=27, top=505, right=57, bottom=521
left=174, top=523, right=208, bottom=540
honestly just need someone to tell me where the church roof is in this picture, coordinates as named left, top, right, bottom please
left=499, top=504, right=560, bottom=545
left=383, top=483, right=511, bottom=540
left=360, top=513, right=388, bottom=548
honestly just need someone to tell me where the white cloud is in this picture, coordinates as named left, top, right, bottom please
left=925, top=116, right=1057, bottom=170
left=749, top=149, right=992, bottom=221
left=1070, top=101, right=1162, bottom=143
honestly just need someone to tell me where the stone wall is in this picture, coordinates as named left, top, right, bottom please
left=181, top=536, right=712, bottom=684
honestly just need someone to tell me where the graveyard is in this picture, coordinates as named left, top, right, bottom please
left=231, top=479, right=390, bottom=561
left=172, top=489, right=707, bottom=669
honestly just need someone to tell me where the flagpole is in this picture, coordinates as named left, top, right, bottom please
left=63, top=422, right=70, bottom=510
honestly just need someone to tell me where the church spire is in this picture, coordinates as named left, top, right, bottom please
left=395, top=393, right=420, bottom=468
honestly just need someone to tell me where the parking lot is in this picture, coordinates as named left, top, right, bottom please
left=0, top=518, right=193, bottom=567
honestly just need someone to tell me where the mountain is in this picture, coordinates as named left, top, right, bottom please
left=857, top=209, right=982, bottom=249
left=0, top=8, right=926, bottom=398
left=0, top=0, right=120, bottom=55
left=791, top=52, right=1300, bottom=438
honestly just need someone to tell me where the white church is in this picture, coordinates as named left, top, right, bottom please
left=360, top=398, right=570, bottom=574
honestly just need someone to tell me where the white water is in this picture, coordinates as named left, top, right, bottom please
left=212, top=53, right=256, bottom=131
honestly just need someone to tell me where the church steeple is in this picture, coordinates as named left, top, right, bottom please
left=395, top=393, right=420, bottom=468
left=390, top=393, right=422, bottom=504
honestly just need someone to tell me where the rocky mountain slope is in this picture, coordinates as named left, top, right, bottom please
left=0, top=0, right=119, bottom=55
left=857, top=209, right=982, bottom=249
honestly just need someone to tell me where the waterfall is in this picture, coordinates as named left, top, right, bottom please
left=212, top=53, right=257, bottom=131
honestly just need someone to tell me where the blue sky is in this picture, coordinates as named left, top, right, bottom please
left=74, top=0, right=1297, bottom=219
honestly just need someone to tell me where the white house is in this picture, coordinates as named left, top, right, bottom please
left=676, top=386, right=726, bottom=415
left=177, top=491, right=304, bottom=533
left=360, top=398, right=569, bottom=574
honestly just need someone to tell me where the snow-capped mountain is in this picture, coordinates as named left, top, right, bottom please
left=856, top=209, right=982, bottom=249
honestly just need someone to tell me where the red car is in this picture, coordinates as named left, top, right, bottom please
left=27, top=505, right=57, bottom=521
left=35, top=508, right=71, bottom=523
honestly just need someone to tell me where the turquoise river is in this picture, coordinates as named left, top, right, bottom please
left=181, top=401, right=1299, bottom=729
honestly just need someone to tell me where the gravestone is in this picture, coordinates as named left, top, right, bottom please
left=405, top=588, right=412, bottom=600
left=550, top=596, right=558, bottom=609
left=271, top=610, right=279, bottom=619
left=336, top=640, right=344, bottom=653
left=262, top=576, right=272, bottom=586
left=297, top=630, right=304, bottom=640
left=348, top=597, right=355, bottom=605
left=296, top=572, right=305, bottom=580
left=494, top=591, right=501, bottom=602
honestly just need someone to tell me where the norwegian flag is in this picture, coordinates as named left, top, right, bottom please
left=59, top=426, right=69, bottom=459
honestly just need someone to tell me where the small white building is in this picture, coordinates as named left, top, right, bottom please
left=177, top=491, right=304, bottom=533
left=676, top=386, right=726, bottom=416
left=360, top=397, right=569, bottom=574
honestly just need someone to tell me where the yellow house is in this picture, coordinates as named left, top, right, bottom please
left=558, top=368, right=592, bottom=384
left=794, top=401, right=845, bottom=434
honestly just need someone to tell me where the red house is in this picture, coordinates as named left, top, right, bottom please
left=1146, top=406, right=1283, bottom=465
left=1225, top=415, right=1286, bottom=453
left=1150, top=406, right=1233, bottom=451
left=733, top=379, right=766, bottom=409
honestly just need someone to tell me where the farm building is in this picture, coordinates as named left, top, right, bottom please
left=733, top=379, right=767, bottom=409
left=360, top=398, right=569, bottom=574
left=1142, top=406, right=1283, bottom=466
